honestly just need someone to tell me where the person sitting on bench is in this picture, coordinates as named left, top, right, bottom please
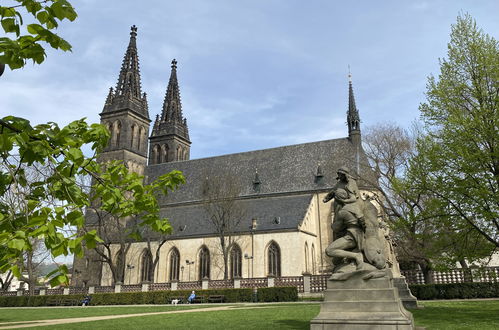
left=187, top=291, right=196, bottom=303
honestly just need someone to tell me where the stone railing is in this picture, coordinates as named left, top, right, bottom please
left=310, top=274, right=329, bottom=292
left=401, top=267, right=499, bottom=285
left=4, top=267, right=497, bottom=297
left=275, top=276, right=304, bottom=292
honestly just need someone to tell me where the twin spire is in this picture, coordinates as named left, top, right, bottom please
left=151, top=59, right=190, bottom=141
left=102, top=25, right=149, bottom=119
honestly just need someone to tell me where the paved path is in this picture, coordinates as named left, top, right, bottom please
left=0, top=305, right=273, bottom=329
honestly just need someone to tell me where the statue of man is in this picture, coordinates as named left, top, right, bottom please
left=323, top=166, right=366, bottom=270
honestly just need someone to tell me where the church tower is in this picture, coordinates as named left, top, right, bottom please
left=99, top=25, right=150, bottom=174
left=347, top=74, right=362, bottom=175
left=149, top=59, right=191, bottom=165
left=347, top=73, right=361, bottom=146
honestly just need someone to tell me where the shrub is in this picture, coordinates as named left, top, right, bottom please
left=257, top=287, right=298, bottom=302
left=0, top=288, right=253, bottom=307
left=409, top=282, right=499, bottom=300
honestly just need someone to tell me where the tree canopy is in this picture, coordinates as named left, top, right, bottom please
left=414, top=13, right=498, bottom=249
left=0, top=0, right=76, bottom=71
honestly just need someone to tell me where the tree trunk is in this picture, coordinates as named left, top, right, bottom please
left=419, top=263, right=433, bottom=284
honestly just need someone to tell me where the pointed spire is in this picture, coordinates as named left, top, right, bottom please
left=152, top=59, right=190, bottom=141
left=161, top=59, right=184, bottom=123
left=102, top=25, right=149, bottom=120
left=347, top=70, right=360, bottom=135
left=115, top=25, right=142, bottom=99
left=105, top=87, right=114, bottom=105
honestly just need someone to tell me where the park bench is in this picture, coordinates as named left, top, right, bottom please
left=208, top=295, right=225, bottom=303
left=61, top=298, right=80, bottom=306
left=191, top=295, right=205, bottom=303
left=46, top=298, right=60, bottom=306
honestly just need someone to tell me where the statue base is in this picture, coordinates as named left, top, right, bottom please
left=310, top=268, right=414, bottom=329
left=393, top=277, right=419, bottom=309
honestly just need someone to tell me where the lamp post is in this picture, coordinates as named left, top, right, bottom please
left=180, top=266, right=185, bottom=282
left=244, top=253, right=253, bottom=279
left=126, top=264, right=135, bottom=285
left=185, top=260, right=194, bottom=281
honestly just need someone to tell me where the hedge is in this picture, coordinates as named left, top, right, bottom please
left=257, top=287, right=298, bottom=302
left=409, top=282, right=499, bottom=300
left=0, top=287, right=298, bottom=307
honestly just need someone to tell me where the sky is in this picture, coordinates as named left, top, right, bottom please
left=2, top=0, right=499, bottom=160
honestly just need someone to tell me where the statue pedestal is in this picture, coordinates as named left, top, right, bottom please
left=393, top=277, right=419, bottom=309
left=310, top=270, right=414, bottom=329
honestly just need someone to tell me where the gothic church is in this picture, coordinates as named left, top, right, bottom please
left=73, top=26, right=394, bottom=286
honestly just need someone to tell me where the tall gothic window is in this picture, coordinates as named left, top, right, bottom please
left=267, top=241, right=281, bottom=276
left=198, top=246, right=210, bottom=280
left=107, top=123, right=113, bottom=147
left=230, top=245, right=242, bottom=279
left=176, top=146, right=182, bottom=161
left=155, top=144, right=161, bottom=164
left=169, top=248, right=180, bottom=281
left=140, top=249, right=153, bottom=282
left=305, top=243, right=309, bottom=273
left=137, top=126, right=143, bottom=151
left=163, top=144, right=169, bottom=162
left=311, top=244, right=316, bottom=274
left=130, top=124, right=136, bottom=148
left=115, top=121, right=121, bottom=146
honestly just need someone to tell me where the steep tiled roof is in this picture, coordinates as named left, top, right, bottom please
left=147, top=137, right=374, bottom=206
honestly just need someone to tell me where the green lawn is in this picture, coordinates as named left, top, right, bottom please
left=0, top=305, right=215, bottom=322
left=0, top=300, right=497, bottom=330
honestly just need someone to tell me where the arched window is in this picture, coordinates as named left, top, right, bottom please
left=198, top=246, right=210, bottom=280
left=106, top=123, right=113, bottom=147
left=169, top=248, right=180, bottom=281
left=137, top=126, right=143, bottom=151
left=163, top=144, right=169, bottom=162
left=177, top=146, right=183, bottom=161
left=140, top=249, right=153, bottom=282
left=114, top=121, right=121, bottom=147
left=230, top=245, right=242, bottom=279
left=305, top=243, right=309, bottom=273
left=155, top=144, right=161, bottom=164
left=268, top=241, right=281, bottom=276
left=130, top=125, right=136, bottom=148
left=311, top=244, right=316, bottom=274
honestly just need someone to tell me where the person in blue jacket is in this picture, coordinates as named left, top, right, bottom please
left=187, top=291, right=196, bottom=303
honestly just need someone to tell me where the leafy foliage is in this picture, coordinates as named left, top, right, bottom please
left=0, top=0, right=77, bottom=70
left=414, top=14, right=499, bottom=248
left=0, top=116, right=185, bottom=286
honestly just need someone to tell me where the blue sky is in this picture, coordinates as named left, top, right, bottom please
left=3, top=0, right=499, bottom=159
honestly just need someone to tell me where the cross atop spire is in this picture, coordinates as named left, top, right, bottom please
left=102, top=25, right=149, bottom=120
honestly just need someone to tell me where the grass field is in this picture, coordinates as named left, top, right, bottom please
left=0, top=300, right=497, bottom=329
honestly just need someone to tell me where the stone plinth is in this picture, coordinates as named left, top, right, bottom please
left=393, top=277, right=418, bottom=309
left=310, top=270, right=414, bottom=329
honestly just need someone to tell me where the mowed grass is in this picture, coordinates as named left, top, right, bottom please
left=1, top=300, right=498, bottom=330
left=414, top=300, right=499, bottom=330
left=0, top=305, right=215, bottom=323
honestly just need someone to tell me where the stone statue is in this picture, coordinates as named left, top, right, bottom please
left=323, top=166, right=386, bottom=280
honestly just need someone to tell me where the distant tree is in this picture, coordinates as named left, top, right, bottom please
left=202, top=173, right=246, bottom=280
left=363, top=123, right=494, bottom=282
left=415, top=13, right=499, bottom=249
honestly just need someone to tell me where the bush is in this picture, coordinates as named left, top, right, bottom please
left=409, top=282, right=499, bottom=300
left=0, top=289, right=253, bottom=307
left=257, top=287, right=298, bottom=302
